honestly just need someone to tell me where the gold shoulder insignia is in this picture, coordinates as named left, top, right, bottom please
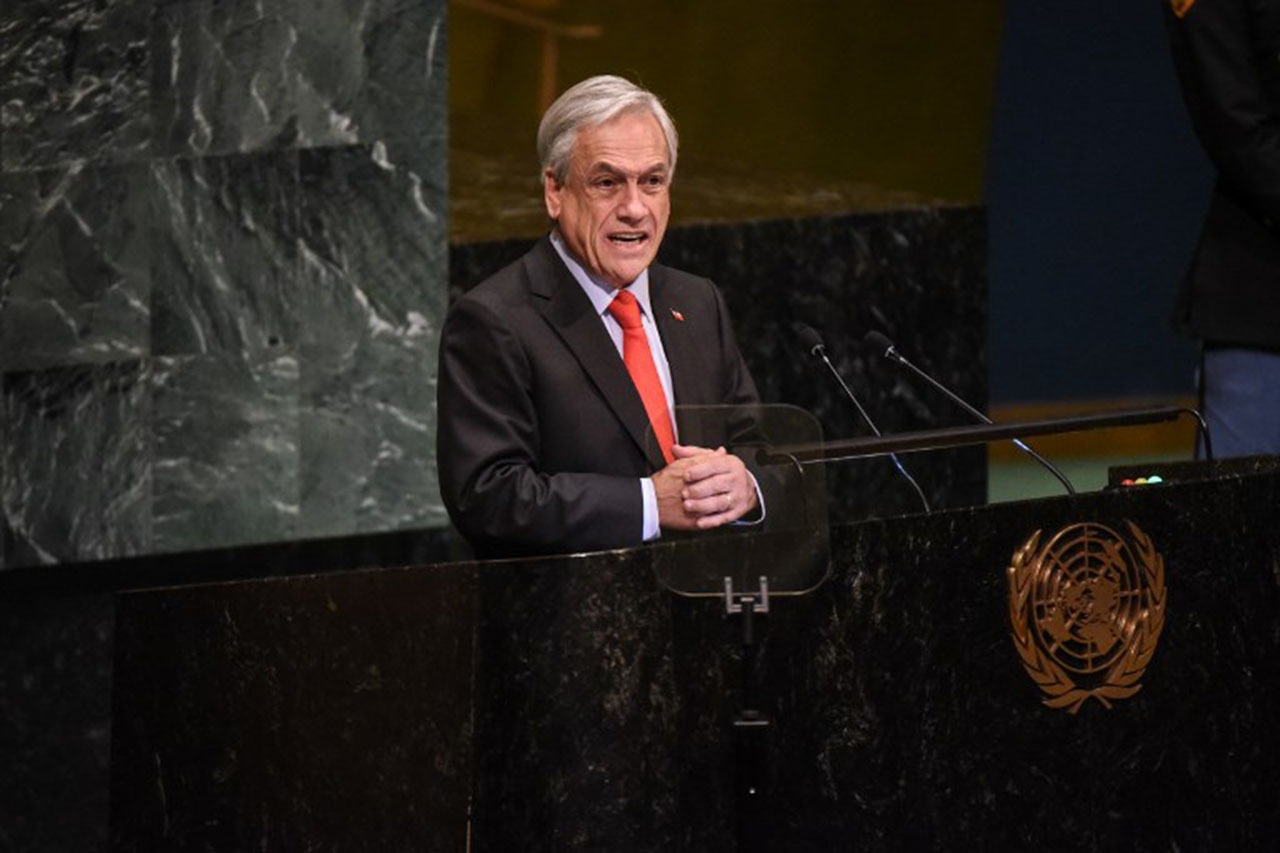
left=1170, top=0, right=1197, bottom=18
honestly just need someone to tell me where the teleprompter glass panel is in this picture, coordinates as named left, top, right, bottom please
left=647, top=404, right=829, bottom=596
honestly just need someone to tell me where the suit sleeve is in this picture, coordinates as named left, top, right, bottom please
left=1168, top=0, right=1280, bottom=222
left=437, top=296, right=643, bottom=556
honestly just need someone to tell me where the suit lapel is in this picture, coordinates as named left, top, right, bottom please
left=650, top=264, right=701, bottom=413
left=526, top=238, right=668, bottom=471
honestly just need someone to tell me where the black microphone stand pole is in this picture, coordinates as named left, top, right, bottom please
left=795, top=325, right=931, bottom=513
left=725, top=576, right=770, bottom=853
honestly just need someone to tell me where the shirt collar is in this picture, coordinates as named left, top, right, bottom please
left=550, top=230, right=654, bottom=320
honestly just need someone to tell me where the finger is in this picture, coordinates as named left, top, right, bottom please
left=672, top=443, right=715, bottom=459
left=683, top=456, right=738, bottom=483
left=681, top=495, right=722, bottom=516
left=683, top=489, right=742, bottom=518
left=669, top=452, right=723, bottom=473
left=695, top=501, right=750, bottom=529
left=681, top=472, right=735, bottom=500
left=659, top=454, right=720, bottom=484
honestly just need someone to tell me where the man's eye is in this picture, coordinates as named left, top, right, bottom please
left=644, top=175, right=667, bottom=188
left=594, top=178, right=616, bottom=189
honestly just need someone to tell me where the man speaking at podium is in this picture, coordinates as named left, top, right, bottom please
left=438, top=75, right=765, bottom=558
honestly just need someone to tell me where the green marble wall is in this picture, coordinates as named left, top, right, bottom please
left=0, top=0, right=450, bottom=570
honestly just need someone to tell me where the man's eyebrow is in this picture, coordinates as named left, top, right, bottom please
left=586, top=161, right=625, bottom=176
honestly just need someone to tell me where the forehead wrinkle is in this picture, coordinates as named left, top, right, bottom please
left=582, top=159, right=670, bottom=177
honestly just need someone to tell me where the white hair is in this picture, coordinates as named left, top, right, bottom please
left=537, top=75, right=679, bottom=186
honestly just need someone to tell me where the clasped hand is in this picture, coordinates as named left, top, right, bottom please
left=652, top=444, right=758, bottom=531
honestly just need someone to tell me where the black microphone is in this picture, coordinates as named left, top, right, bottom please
left=864, top=330, right=1077, bottom=495
left=794, top=324, right=931, bottom=513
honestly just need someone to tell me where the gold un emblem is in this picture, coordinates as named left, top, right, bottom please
left=1007, top=521, right=1167, bottom=713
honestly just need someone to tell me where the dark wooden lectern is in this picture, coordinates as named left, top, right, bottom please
left=110, top=463, right=1280, bottom=851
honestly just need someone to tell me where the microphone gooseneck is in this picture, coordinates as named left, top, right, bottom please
left=863, top=330, right=1077, bottom=496
left=793, top=324, right=931, bottom=513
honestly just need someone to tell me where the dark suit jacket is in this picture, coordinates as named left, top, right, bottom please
left=437, top=236, right=764, bottom=558
left=1167, top=0, right=1280, bottom=347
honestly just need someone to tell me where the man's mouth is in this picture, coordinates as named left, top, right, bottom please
left=608, top=232, right=648, bottom=245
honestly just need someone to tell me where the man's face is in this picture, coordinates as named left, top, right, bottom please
left=544, top=110, right=671, bottom=289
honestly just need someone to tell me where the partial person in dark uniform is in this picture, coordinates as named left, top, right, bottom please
left=1166, top=0, right=1280, bottom=456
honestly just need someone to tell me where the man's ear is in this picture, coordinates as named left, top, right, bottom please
left=543, top=169, right=562, bottom=220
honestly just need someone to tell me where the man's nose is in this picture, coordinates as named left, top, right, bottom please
left=616, top=181, right=647, bottom=220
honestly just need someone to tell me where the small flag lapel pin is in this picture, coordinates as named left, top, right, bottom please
left=670, top=308, right=685, bottom=321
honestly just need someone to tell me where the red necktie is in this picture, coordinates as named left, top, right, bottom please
left=607, top=290, right=675, bottom=464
